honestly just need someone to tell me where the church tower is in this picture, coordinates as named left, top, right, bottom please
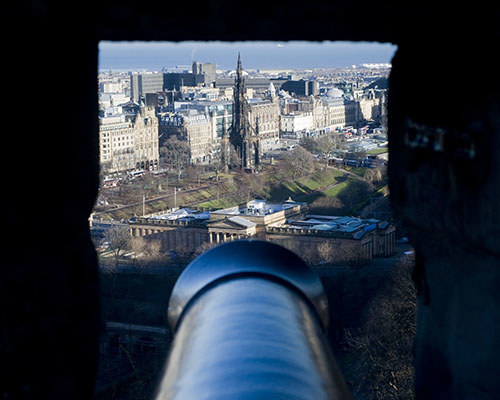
left=231, top=53, right=260, bottom=169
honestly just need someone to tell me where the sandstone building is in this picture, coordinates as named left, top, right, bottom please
left=99, top=103, right=159, bottom=174
left=129, top=199, right=395, bottom=264
left=160, top=111, right=215, bottom=164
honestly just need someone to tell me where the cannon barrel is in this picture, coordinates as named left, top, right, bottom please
left=155, top=240, right=352, bottom=400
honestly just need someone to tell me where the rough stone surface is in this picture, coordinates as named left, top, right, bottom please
left=6, top=1, right=500, bottom=399
left=388, top=40, right=500, bottom=398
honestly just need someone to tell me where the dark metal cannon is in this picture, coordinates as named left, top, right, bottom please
left=155, top=240, right=352, bottom=400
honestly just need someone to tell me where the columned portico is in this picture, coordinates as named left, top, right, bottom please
left=207, top=216, right=257, bottom=244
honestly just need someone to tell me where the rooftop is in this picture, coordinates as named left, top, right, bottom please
left=128, top=201, right=393, bottom=241
left=143, top=208, right=210, bottom=222
left=212, top=199, right=305, bottom=217
left=282, top=215, right=390, bottom=239
left=227, top=216, right=256, bottom=228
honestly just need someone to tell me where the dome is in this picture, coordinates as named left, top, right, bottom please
left=326, top=87, right=343, bottom=98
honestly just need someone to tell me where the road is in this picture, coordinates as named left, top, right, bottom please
left=93, top=182, right=214, bottom=216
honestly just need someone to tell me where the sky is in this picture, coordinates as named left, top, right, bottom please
left=98, top=41, right=397, bottom=71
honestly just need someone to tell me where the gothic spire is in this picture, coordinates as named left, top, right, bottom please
left=231, top=53, right=258, bottom=170
left=237, top=52, right=242, bottom=75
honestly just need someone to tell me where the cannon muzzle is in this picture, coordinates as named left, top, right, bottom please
left=155, top=240, right=352, bottom=400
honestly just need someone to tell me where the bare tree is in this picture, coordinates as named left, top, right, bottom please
left=129, top=236, right=170, bottom=269
left=280, top=146, right=317, bottom=180
left=335, top=242, right=368, bottom=269
left=300, top=134, right=345, bottom=157
left=364, top=167, right=383, bottom=183
left=309, top=196, right=345, bottom=215
left=141, top=172, right=157, bottom=195
left=185, top=164, right=204, bottom=186
left=234, top=171, right=266, bottom=202
left=160, top=136, right=190, bottom=181
left=194, top=240, right=218, bottom=256
left=343, top=255, right=417, bottom=400
left=144, top=240, right=163, bottom=261
left=316, top=134, right=344, bottom=169
left=317, top=241, right=334, bottom=264
left=104, top=224, right=131, bottom=267
left=337, top=179, right=374, bottom=213
left=129, top=236, right=147, bottom=261
left=299, top=137, right=320, bottom=154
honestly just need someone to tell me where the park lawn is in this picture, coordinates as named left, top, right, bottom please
left=174, top=168, right=354, bottom=210
left=346, top=166, right=367, bottom=177
left=268, top=169, right=344, bottom=202
left=196, top=189, right=213, bottom=198
left=322, top=180, right=350, bottom=197
left=299, top=180, right=350, bottom=203
left=267, top=182, right=303, bottom=201
left=297, top=169, right=343, bottom=189
left=367, top=147, right=388, bottom=155
left=180, top=188, right=215, bottom=204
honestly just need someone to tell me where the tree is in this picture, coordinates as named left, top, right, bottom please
left=144, top=240, right=163, bottom=261
left=364, top=167, right=383, bottom=183
left=337, top=179, right=373, bottom=213
left=234, top=171, right=266, bottom=202
left=129, top=236, right=171, bottom=269
left=299, top=137, right=320, bottom=154
left=300, top=134, right=346, bottom=169
left=212, top=143, right=241, bottom=174
left=160, top=136, right=190, bottom=181
left=343, top=255, right=416, bottom=400
left=317, top=241, right=334, bottom=264
left=185, top=165, right=203, bottom=185
left=129, top=236, right=147, bottom=261
left=336, top=242, right=368, bottom=269
left=317, top=134, right=344, bottom=169
left=309, top=196, right=345, bottom=215
left=280, top=146, right=316, bottom=179
left=194, top=240, right=218, bottom=256
left=104, top=224, right=131, bottom=267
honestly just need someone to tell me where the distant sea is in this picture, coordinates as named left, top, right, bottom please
left=98, top=41, right=397, bottom=72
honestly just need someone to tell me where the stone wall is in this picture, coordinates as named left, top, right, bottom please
left=268, top=233, right=373, bottom=265
left=131, top=222, right=208, bottom=254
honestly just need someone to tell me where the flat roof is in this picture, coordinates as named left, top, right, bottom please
left=228, top=216, right=256, bottom=228
left=147, top=208, right=210, bottom=221
left=284, top=214, right=386, bottom=238
left=212, top=199, right=304, bottom=217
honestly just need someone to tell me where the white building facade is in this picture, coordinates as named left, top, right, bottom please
left=280, top=112, right=315, bottom=138
left=99, top=105, right=159, bottom=174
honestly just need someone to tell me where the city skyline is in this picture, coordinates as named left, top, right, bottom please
left=99, top=41, right=397, bottom=71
